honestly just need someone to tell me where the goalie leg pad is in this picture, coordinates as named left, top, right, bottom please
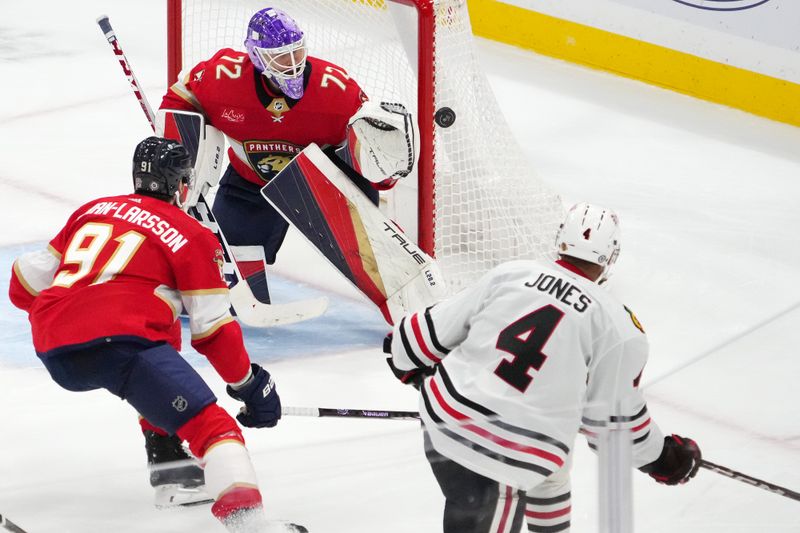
left=262, top=144, right=448, bottom=324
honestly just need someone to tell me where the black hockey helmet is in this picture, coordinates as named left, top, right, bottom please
left=132, top=136, right=192, bottom=201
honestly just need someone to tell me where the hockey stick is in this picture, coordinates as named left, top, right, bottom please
left=700, top=460, right=800, bottom=502
left=284, top=405, right=800, bottom=501
left=0, top=514, right=27, bottom=533
left=282, top=406, right=421, bottom=421
left=96, top=15, right=327, bottom=327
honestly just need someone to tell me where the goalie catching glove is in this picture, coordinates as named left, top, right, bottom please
left=639, top=434, right=701, bottom=485
left=339, top=101, right=417, bottom=190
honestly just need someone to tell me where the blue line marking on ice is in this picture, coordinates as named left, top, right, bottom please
left=1, top=242, right=388, bottom=369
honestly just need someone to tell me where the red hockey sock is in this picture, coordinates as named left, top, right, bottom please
left=139, top=416, right=168, bottom=436
left=176, top=403, right=245, bottom=458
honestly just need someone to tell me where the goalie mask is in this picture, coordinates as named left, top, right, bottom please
left=244, top=7, right=307, bottom=100
left=555, top=202, right=621, bottom=283
left=132, top=136, right=194, bottom=209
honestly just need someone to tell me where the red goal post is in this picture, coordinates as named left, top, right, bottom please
left=165, top=0, right=562, bottom=292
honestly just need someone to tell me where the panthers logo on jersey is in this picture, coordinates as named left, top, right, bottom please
left=243, top=140, right=302, bottom=182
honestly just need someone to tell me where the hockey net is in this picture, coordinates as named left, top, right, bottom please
left=167, top=0, right=563, bottom=292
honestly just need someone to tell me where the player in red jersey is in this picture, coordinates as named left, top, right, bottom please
left=9, top=137, right=305, bottom=533
left=159, top=6, right=415, bottom=302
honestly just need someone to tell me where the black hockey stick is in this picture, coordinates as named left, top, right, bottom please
left=95, top=15, right=327, bottom=327
left=0, top=514, right=28, bottom=533
left=283, top=405, right=800, bottom=501
left=700, top=460, right=800, bottom=502
left=282, top=406, right=421, bottom=421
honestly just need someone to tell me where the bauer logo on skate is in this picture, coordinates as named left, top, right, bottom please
left=83, top=200, right=189, bottom=253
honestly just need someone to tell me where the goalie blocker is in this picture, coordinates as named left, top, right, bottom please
left=155, top=109, right=328, bottom=326
left=262, top=142, right=446, bottom=324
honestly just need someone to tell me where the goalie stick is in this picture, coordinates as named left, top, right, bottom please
left=96, top=15, right=327, bottom=327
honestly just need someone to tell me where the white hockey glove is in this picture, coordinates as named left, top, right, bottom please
left=341, top=101, right=417, bottom=190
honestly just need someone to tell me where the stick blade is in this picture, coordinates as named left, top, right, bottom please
left=229, top=282, right=328, bottom=327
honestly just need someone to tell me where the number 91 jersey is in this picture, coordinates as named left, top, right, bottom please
left=160, top=49, right=368, bottom=186
left=9, top=194, right=229, bottom=355
left=389, top=259, right=665, bottom=491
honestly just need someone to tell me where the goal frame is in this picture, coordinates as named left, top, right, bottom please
left=165, top=0, right=438, bottom=256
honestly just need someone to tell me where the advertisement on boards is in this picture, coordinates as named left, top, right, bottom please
left=612, top=0, right=800, bottom=51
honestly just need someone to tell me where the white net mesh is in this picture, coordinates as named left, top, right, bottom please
left=176, top=0, right=563, bottom=292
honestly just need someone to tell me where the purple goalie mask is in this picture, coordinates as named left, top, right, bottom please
left=244, top=8, right=307, bottom=99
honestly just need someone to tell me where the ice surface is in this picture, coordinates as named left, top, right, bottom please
left=1, top=1, right=798, bottom=532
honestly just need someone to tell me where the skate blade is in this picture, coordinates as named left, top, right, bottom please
left=154, top=484, right=214, bottom=508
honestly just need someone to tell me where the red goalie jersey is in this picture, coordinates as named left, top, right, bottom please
left=9, top=194, right=250, bottom=383
left=160, top=49, right=367, bottom=186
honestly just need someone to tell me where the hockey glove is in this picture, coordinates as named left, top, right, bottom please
left=226, top=364, right=281, bottom=428
left=639, top=434, right=701, bottom=485
left=383, top=333, right=434, bottom=390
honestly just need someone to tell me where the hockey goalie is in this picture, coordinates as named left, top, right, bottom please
left=157, top=7, right=446, bottom=326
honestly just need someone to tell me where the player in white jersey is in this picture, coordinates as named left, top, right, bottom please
left=384, top=202, right=701, bottom=533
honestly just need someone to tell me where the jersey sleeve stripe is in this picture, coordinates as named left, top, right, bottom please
left=191, top=316, right=234, bottom=341
left=424, top=306, right=451, bottom=354
left=12, top=261, right=39, bottom=297
left=630, top=417, right=651, bottom=433
left=398, top=317, right=428, bottom=368
left=153, top=287, right=180, bottom=320
left=609, top=405, right=648, bottom=423
left=421, top=386, right=555, bottom=477
left=46, top=244, right=62, bottom=259
left=410, top=312, right=443, bottom=363
left=525, top=506, right=572, bottom=520
left=526, top=492, right=572, bottom=505
left=438, top=365, right=495, bottom=416
left=182, top=288, right=229, bottom=296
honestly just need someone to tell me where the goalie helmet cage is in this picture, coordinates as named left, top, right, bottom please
left=166, top=0, right=563, bottom=292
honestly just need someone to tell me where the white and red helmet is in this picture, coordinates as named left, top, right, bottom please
left=555, top=202, right=621, bottom=282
